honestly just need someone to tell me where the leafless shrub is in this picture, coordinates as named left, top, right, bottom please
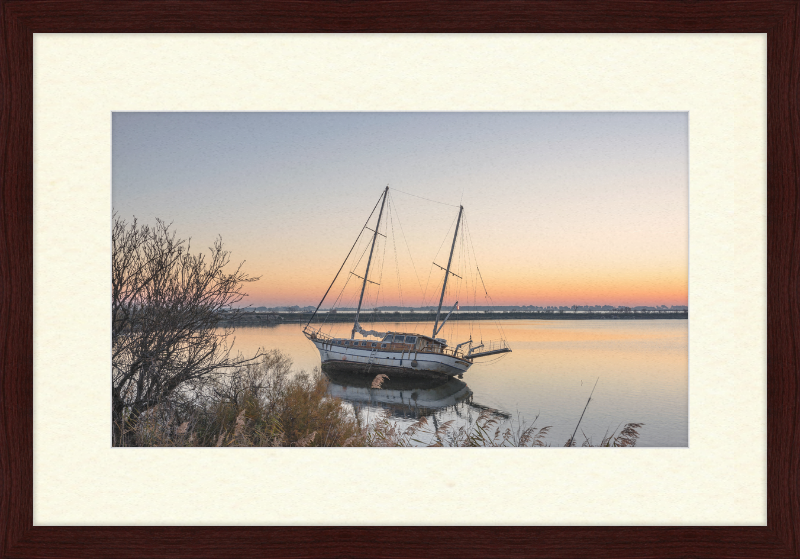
left=112, top=213, right=263, bottom=446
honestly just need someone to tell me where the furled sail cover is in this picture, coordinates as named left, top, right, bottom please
left=354, top=322, right=387, bottom=339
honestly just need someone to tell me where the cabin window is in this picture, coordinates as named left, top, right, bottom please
left=382, top=334, right=394, bottom=342
left=393, top=335, right=405, bottom=343
left=360, top=341, right=366, bottom=346
left=371, top=343, right=377, bottom=347
left=405, top=336, right=417, bottom=344
left=381, top=343, right=387, bottom=348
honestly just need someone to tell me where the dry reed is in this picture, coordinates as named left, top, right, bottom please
left=118, top=361, right=643, bottom=448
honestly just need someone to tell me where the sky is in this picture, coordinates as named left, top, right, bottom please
left=112, top=112, right=688, bottom=308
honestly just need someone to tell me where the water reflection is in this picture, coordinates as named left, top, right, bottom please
left=227, top=320, right=688, bottom=446
left=322, top=369, right=510, bottom=422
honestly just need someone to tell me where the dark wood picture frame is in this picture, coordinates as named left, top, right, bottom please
left=1, top=2, right=798, bottom=557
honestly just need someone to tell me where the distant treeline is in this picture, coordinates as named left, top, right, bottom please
left=219, top=309, right=688, bottom=325
left=251, top=304, right=688, bottom=312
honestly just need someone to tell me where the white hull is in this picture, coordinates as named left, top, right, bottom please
left=311, top=339, right=472, bottom=377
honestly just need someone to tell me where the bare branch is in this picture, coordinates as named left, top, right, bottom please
left=112, top=213, right=263, bottom=445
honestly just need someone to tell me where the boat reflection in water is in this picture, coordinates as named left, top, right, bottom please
left=322, top=369, right=510, bottom=422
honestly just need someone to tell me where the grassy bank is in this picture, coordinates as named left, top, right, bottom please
left=121, top=351, right=642, bottom=448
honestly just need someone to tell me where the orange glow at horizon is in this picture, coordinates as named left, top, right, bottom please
left=240, top=259, right=688, bottom=308
left=113, top=112, right=689, bottom=309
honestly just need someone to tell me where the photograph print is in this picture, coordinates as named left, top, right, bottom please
left=112, top=112, right=688, bottom=448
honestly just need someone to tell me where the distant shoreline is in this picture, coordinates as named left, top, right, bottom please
left=219, top=310, right=688, bottom=326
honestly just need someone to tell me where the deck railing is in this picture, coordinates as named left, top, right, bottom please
left=303, top=326, right=335, bottom=341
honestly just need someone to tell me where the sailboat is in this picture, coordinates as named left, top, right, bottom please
left=303, top=186, right=511, bottom=379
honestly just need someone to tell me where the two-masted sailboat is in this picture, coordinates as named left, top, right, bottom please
left=303, top=186, right=511, bottom=379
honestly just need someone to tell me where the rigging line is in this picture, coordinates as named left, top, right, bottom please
left=351, top=230, right=375, bottom=273
left=375, top=209, right=389, bottom=312
left=464, top=216, right=491, bottom=340
left=366, top=253, right=380, bottom=326
left=390, top=187, right=460, bottom=208
left=370, top=253, right=382, bottom=321
left=343, top=286, right=358, bottom=313
left=364, top=220, right=384, bottom=326
left=474, top=260, right=508, bottom=342
left=340, top=277, right=358, bottom=311
left=432, top=213, right=459, bottom=268
left=458, top=218, right=473, bottom=337
left=464, top=215, right=476, bottom=333
left=321, top=271, right=355, bottom=333
left=426, top=272, right=444, bottom=316
left=386, top=196, right=398, bottom=308
left=462, top=213, right=476, bottom=335
left=389, top=191, right=425, bottom=301
left=458, top=219, right=467, bottom=302
left=472, top=234, right=479, bottom=336
left=326, top=254, right=359, bottom=319
left=466, top=217, right=480, bottom=303
left=470, top=219, right=479, bottom=308
left=429, top=210, right=459, bottom=331
left=389, top=196, right=405, bottom=309
left=369, top=216, right=388, bottom=323
left=344, top=231, right=376, bottom=306
left=394, top=215, right=410, bottom=322
left=305, top=190, right=383, bottom=328
left=324, top=231, right=372, bottom=330
left=459, top=220, right=469, bottom=335
left=421, top=263, right=434, bottom=309
left=471, top=354, right=510, bottom=366
left=448, top=221, right=465, bottom=342
left=460, top=220, right=468, bottom=338
left=324, top=226, right=374, bottom=331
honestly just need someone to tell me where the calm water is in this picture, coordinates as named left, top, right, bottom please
left=227, top=320, right=688, bottom=447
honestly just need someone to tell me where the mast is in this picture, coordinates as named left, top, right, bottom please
left=352, top=186, right=389, bottom=339
left=433, top=205, right=463, bottom=338
left=303, top=192, right=384, bottom=330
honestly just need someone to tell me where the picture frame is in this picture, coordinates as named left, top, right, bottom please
left=1, top=2, right=797, bottom=557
